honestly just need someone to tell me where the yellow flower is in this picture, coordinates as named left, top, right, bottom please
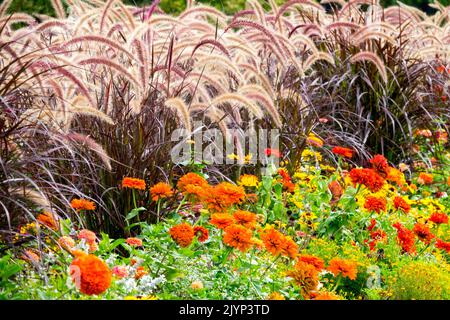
left=191, top=281, right=204, bottom=290
left=124, top=295, right=158, bottom=300
left=238, top=174, right=259, bottom=187
left=227, top=153, right=239, bottom=160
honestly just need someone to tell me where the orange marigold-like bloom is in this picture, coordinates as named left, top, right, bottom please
left=70, top=199, right=96, bottom=211
left=393, top=222, right=416, bottom=254
left=429, top=212, right=449, bottom=224
left=126, top=237, right=143, bottom=247
left=204, top=182, right=246, bottom=211
left=417, top=172, right=433, bottom=185
left=349, top=168, right=385, bottom=193
left=260, top=227, right=285, bottom=256
left=328, top=180, right=343, bottom=202
left=393, top=196, right=410, bottom=213
left=69, top=252, right=112, bottom=295
left=364, top=196, right=387, bottom=213
left=169, top=223, right=195, bottom=247
left=436, top=239, right=450, bottom=253
left=58, top=236, right=75, bottom=251
left=387, top=167, right=406, bottom=187
left=327, top=258, right=358, bottom=280
left=370, top=154, right=390, bottom=177
left=194, top=226, right=209, bottom=242
left=78, top=229, right=96, bottom=243
left=297, top=254, right=325, bottom=271
left=310, top=291, right=341, bottom=300
left=134, top=266, right=148, bottom=279
left=210, top=213, right=235, bottom=230
left=36, top=212, right=59, bottom=230
left=332, top=146, right=353, bottom=158
left=233, top=210, right=257, bottom=229
left=150, top=182, right=173, bottom=201
left=281, top=236, right=298, bottom=259
left=413, top=223, right=435, bottom=244
left=122, top=177, right=146, bottom=190
left=267, top=292, right=285, bottom=300
left=287, top=261, right=319, bottom=298
left=177, top=173, right=208, bottom=193
left=222, top=224, right=253, bottom=252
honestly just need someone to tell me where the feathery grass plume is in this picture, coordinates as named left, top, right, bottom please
left=100, top=0, right=117, bottom=33
left=0, top=0, right=13, bottom=17
left=63, top=132, right=112, bottom=171
left=340, top=0, right=380, bottom=15
left=397, top=1, right=428, bottom=21
left=35, top=20, right=70, bottom=32
left=268, top=0, right=284, bottom=33
left=195, top=55, right=244, bottom=83
left=0, top=13, right=35, bottom=26
left=320, top=0, right=346, bottom=5
left=179, top=5, right=227, bottom=25
left=164, top=98, right=192, bottom=133
left=350, top=51, right=388, bottom=83
left=325, top=21, right=361, bottom=31
left=131, top=39, right=149, bottom=92
left=69, top=96, right=115, bottom=126
left=238, top=84, right=282, bottom=128
left=63, top=35, right=135, bottom=60
left=50, top=0, right=66, bottom=19
left=211, top=93, right=264, bottom=119
left=10, top=188, right=52, bottom=212
left=275, top=0, right=323, bottom=23
left=353, top=31, right=396, bottom=46
left=247, top=0, right=267, bottom=27
left=117, top=1, right=136, bottom=29
left=78, top=57, right=140, bottom=88
left=191, top=39, right=231, bottom=58
left=303, top=51, right=335, bottom=71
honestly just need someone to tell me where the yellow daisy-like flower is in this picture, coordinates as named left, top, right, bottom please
left=238, top=174, right=259, bottom=187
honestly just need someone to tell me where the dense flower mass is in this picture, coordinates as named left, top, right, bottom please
left=233, top=210, right=257, bottom=229
left=70, top=199, right=96, bottom=211
left=393, top=223, right=416, bottom=254
left=297, top=254, right=325, bottom=271
left=169, top=223, right=195, bottom=247
left=393, top=196, right=411, bottom=213
left=417, top=172, right=433, bottom=185
left=370, top=154, right=390, bottom=177
left=327, top=258, right=358, bottom=280
left=193, top=226, right=209, bottom=243
left=70, top=252, right=112, bottom=295
left=332, top=147, right=353, bottom=158
left=429, top=212, right=449, bottom=224
left=349, top=168, right=385, bottom=193
left=222, top=224, right=253, bottom=252
left=364, top=196, right=387, bottom=213
left=210, top=213, right=235, bottom=230
left=204, top=182, right=246, bottom=211
left=238, top=174, right=259, bottom=187
left=122, top=177, right=146, bottom=190
left=413, top=223, right=435, bottom=244
left=177, top=173, right=209, bottom=193
left=126, top=237, right=143, bottom=247
left=150, top=182, right=173, bottom=201
left=287, top=262, right=319, bottom=298
left=260, top=227, right=285, bottom=256
left=36, top=212, right=59, bottom=230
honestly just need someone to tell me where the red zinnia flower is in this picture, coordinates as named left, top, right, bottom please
left=126, top=237, right=143, bottom=247
left=413, top=223, right=435, bottom=244
left=393, top=222, right=416, bottom=254
left=364, top=196, right=386, bottom=213
left=194, top=226, right=209, bottom=242
left=436, top=239, right=450, bottom=253
left=332, top=146, right=353, bottom=159
left=429, top=212, right=448, bottom=225
left=393, top=196, right=410, bottom=213
left=370, top=154, right=390, bottom=177
left=349, top=168, right=385, bottom=193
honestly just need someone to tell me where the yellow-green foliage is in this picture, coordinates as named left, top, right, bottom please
left=388, top=260, right=450, bottom=300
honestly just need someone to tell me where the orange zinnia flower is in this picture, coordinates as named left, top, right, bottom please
left=349, top=168, right=385, bottom=193
left=332, top=146, right=353, bottom=158
left=58, top=236, right=75, bottom=251
left=413, top=223, right=434, bottom=244
left=21, top=249, right=40, bottom=264
left=364, top=196, right=387, bottom=213
left=287, top=261, right=319, bottom=298
left=436, top=239, right=450, bottom=253
left=169, top=223, right=195, bottom=247
left=177, top=173, right=208, bottom=193
left=260, top=227, right=285, bottom=256
left=429, top=212, right=448, bottom=225
left=204, top=182, right=246, bottom=211
left=70, top=252, right=112, bottom=295
left=134, top=266, right=148, bottom=279
left=280, top=236, right=298, bottom=259
left=70, top=199, right=96, bottom=211
left=233, top=210, right=257, bottom=229
left=210, top=213, right=235, bottom=230
left=36, top=211, right=59, bottom=230
left=194, top=226, right=209, bottom=242
left=417, top=172, right=433, bottom=185
left=297, top=254, right=325, bottom=271
left=126, top=237, right=143, bottom=247
left=328, top=180, right=343, bottom=202
left=122, top=177, right=146, bottom=190
left=222, top=224, right=253, bottom=252
left=327, top=258, right=358, bottom=280
left=370, top=154, right=390, bottom=177
left=150, top=182, right=173, bottom=201
left=393, top=196, right=410, bottom=213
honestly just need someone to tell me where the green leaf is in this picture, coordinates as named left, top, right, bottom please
left=126, top=207, right=146, bottom=220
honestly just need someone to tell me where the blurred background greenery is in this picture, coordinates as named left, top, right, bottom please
left=4, top=0, right=450, bottom=16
